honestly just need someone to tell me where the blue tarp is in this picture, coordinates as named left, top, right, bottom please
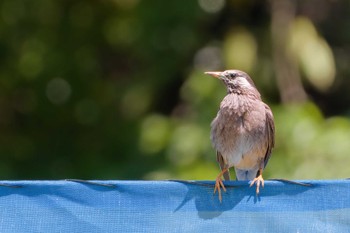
left=0, top=180, right=349, bottom=232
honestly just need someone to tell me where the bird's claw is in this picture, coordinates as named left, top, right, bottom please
left=214, top=178, right=226, bottom=202
left=250, top=175, right=264, bottom=195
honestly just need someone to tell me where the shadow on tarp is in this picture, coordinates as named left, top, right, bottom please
left=171, top=180, right=317, bottom=219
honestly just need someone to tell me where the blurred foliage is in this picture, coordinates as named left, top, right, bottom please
left=0, top=0, right=350, bottom=180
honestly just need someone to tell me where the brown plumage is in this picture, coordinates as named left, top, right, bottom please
left=205, top=70, right=275, bottom=202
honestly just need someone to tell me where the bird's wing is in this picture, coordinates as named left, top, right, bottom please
left=263, top=103, right=275, bottom=168
left=216, top=151, right=230, bottom=180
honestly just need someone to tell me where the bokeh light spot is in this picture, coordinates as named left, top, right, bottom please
left=289, top=17, right=336, bottom=92
left=223, top=28, right=257, bottom=72
left=103, top=17, right=139, bottom=47
left=120, top=85, right=152, bottom=118
left=194, top=45, right=222, bottom=70
left=167, top=124, right=207, bottom=166
left=198, top=0, right=225, bottom=13
left=139, top=114, right=171, bottom=154
left=46, top=78, right=72, bottom=105
left=19, top=51, right=43, bottom=79
left=181, top=70, right=221, bottom=105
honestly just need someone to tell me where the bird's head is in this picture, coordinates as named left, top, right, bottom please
left=205, top=69, right=259, bottom=96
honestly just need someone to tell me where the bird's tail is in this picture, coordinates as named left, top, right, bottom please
left=235, top=168, right=258, bottom=180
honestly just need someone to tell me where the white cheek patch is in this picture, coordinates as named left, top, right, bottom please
left=229, top=77, right=252, bottom=89
left=237, top=77, right=252, bottom=88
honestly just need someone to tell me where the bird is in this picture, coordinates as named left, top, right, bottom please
left=205, top=70, right=275, bottom=202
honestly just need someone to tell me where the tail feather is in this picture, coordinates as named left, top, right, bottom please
left=235, top=168, right=259, bottom=180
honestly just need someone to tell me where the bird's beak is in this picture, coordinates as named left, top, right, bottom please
left=204, top=71, right=222, bottom=79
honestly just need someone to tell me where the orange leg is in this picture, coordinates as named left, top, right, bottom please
left=214, top=168, right=229, bottom=203
left=250, top=168, right=264, bottom=194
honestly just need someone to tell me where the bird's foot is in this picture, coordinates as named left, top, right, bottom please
left=250, top=174, right=264, bottom=195
left=214, top=177, right=226, bottom=203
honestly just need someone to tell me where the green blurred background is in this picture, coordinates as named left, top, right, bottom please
left=1, top=0, right=350, bottom=180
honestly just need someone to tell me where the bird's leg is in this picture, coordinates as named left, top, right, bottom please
left=214, top=168, right=228, bottom=202
left=250, top=168, right=264, bottom=195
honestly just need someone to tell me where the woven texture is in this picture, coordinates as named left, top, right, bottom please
left=0, top=180, right=349, bottom=232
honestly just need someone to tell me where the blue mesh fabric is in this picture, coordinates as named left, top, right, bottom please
left=0, top=180, right=349, bottom=232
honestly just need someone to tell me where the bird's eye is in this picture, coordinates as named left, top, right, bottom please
left=229, top=73, right=236, bottom=78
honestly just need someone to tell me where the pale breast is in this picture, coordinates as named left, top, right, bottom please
left=211, top=94, right=268, bottom=169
